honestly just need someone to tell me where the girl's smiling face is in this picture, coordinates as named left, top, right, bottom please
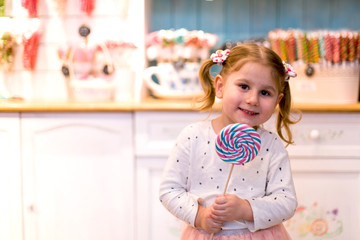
left=215, top=61, right=283, bottom=129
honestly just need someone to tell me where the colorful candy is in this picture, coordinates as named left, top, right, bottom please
left=332, top=33, right=340, bottom=63
left=309, top=34, right=320, bottom=63
left=356, top=33, right=360, bottom=61
left=295, top=30, right=303, bottom=61
left=348, top=32, right=356, bottom=62
left=215, top=123, right=261, bottom=165
left=0, top=32, right=16, bottom=71
left=324, top=32, right=333, bottom=62
left=21, top=0, right=38, bottom=18
left=340, top=32, right=349, bottom=62
left=268, top=29, right=360, bottom=64
left=319, top=32, right=326, bottom=60
left=80, top=0, right=95, bottom=16
left=23, top=31, right=40, bottom=71
left=301, top=33, right=309, bottom=63
left=288, top=32, right=296, bottom=62
left=146, top=28, right=218, bottom=62
left=279, top=37, right=288, bottom=62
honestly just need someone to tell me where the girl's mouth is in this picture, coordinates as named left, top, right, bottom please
left=239, top=108, right=258, bottom=116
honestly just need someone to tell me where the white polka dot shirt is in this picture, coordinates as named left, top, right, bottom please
left=159, top=120, right=297, bottom=232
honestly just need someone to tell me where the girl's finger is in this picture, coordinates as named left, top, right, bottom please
left=211, top=213, right=225, bottom=222
left=212, top=203, right=227, bottom=210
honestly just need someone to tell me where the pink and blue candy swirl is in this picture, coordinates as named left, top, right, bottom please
left=215, top=123, right=261, bottom=165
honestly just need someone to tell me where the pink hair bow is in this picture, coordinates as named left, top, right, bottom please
left=283, top=61, right=297, bottom=81
left=211, top=49, right=230, bottom=64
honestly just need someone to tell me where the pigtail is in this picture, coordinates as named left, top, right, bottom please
left=196, top=59, right=217, bottom=112
left=276, top=82, right=301, bottom=146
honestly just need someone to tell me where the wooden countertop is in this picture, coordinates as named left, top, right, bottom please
left=1, top=98, right=360, bottom=112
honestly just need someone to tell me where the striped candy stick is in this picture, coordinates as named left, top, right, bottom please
left=209, top=123, right=261, bottom=240
left=348, top=32, right=356, bottom=62
left=340, top=32, right=349, bottom=62
left=288, top=31, right=296, bottom=62
left=302, top=33, right=309, bottom=63
left=324, top=32, right=333, bottom=63
left=332, top=32, right=341, bottom=63
left=309, top=33, right=320, bottom=63
left=356, top=32, right=360, bottom=62
left=295, top=30, right=303, bottom=61
left=268, top=31, right=282, bottom=59
left=279, top=36, right=288, bottom=62
left=319, top=32, right=326, bottom=60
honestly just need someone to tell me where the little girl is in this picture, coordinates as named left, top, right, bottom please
left=159, top=43, right=299, bottom=240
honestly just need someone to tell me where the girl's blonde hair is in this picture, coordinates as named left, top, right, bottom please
left=197, top=43, right=299, bottom=145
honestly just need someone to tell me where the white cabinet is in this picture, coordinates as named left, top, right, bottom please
left=136, top=111, right=360, bottom=240
left=0, top=113, right=22, bottom=240
left=136, top=157, right=183, bottom=240
left=135, top=111, right=215, bottom=240
left=21, top=113, right=135, bottom=240
left=2, top=109, right=359, bottom=240
left=267, top=113, right=360, bottom=240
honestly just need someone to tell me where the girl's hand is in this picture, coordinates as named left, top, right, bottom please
left=211, top=194, right=254, bottom=222
left=195, top=202, right=223, bottom=234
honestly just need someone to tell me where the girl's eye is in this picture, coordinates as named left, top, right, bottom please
left=239, top=84, right=249, bottom=90
left=260, top=90, right=271, bottom=96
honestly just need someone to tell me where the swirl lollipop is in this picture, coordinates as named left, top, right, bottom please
left=216, top=123, right=261, bottom=165
left=210, top=123, right=260, bottom=239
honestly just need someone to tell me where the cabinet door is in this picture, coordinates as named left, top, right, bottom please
left=137, top=157, right=183, bottom=240
left=135, top=111, right=217, bottom=240
left=286, top=159, right=360, bottom=240
left=21, top=113, right=134, bottom=240
left=0, top=113, right=22, bottom=240
left=265, top=113, right=360, bottom=239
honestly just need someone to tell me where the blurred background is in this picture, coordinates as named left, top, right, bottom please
left=1, top=1, right=360, bottom=240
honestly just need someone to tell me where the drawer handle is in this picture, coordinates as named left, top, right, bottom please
left=309, top=129, right=320, bottom=141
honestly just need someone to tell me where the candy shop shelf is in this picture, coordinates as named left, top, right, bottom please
left=292, top=102, right=360, bottom=113
left=0, top=98, right=360, bottom=112
left=0, top=98, right=200, bottom=112
left=0, top=100, right=135, bottom=112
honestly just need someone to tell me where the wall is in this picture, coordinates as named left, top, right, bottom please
left=2, top=0, right=145, bottom=101
left=149, top=0, right=360, bottom=46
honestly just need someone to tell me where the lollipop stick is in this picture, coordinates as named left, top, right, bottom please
left=209, top=164, right=235, bottom=240
left=222, top=164, right=234, bottom=195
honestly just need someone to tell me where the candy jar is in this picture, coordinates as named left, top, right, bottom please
left=60, top=24, right=115, bottom=102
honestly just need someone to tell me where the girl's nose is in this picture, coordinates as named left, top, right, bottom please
left=245, top=92, right=259, bottom=106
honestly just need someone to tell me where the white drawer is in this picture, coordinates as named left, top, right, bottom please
left=136, top=111, right=360, bottom=158
left=265, top=113, right=360, bottom=158
left=134, top=111, right=218, bottom=157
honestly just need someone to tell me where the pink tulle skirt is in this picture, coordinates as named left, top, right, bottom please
left=180, top=224, right=291, bottom=240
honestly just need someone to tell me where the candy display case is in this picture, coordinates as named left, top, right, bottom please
left=268, top=29, right=360, bottom=104
left=59, top=25, right=115, bottom=102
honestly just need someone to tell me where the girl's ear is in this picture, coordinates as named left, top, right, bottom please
left=214, top=75, right=224, bottom=99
